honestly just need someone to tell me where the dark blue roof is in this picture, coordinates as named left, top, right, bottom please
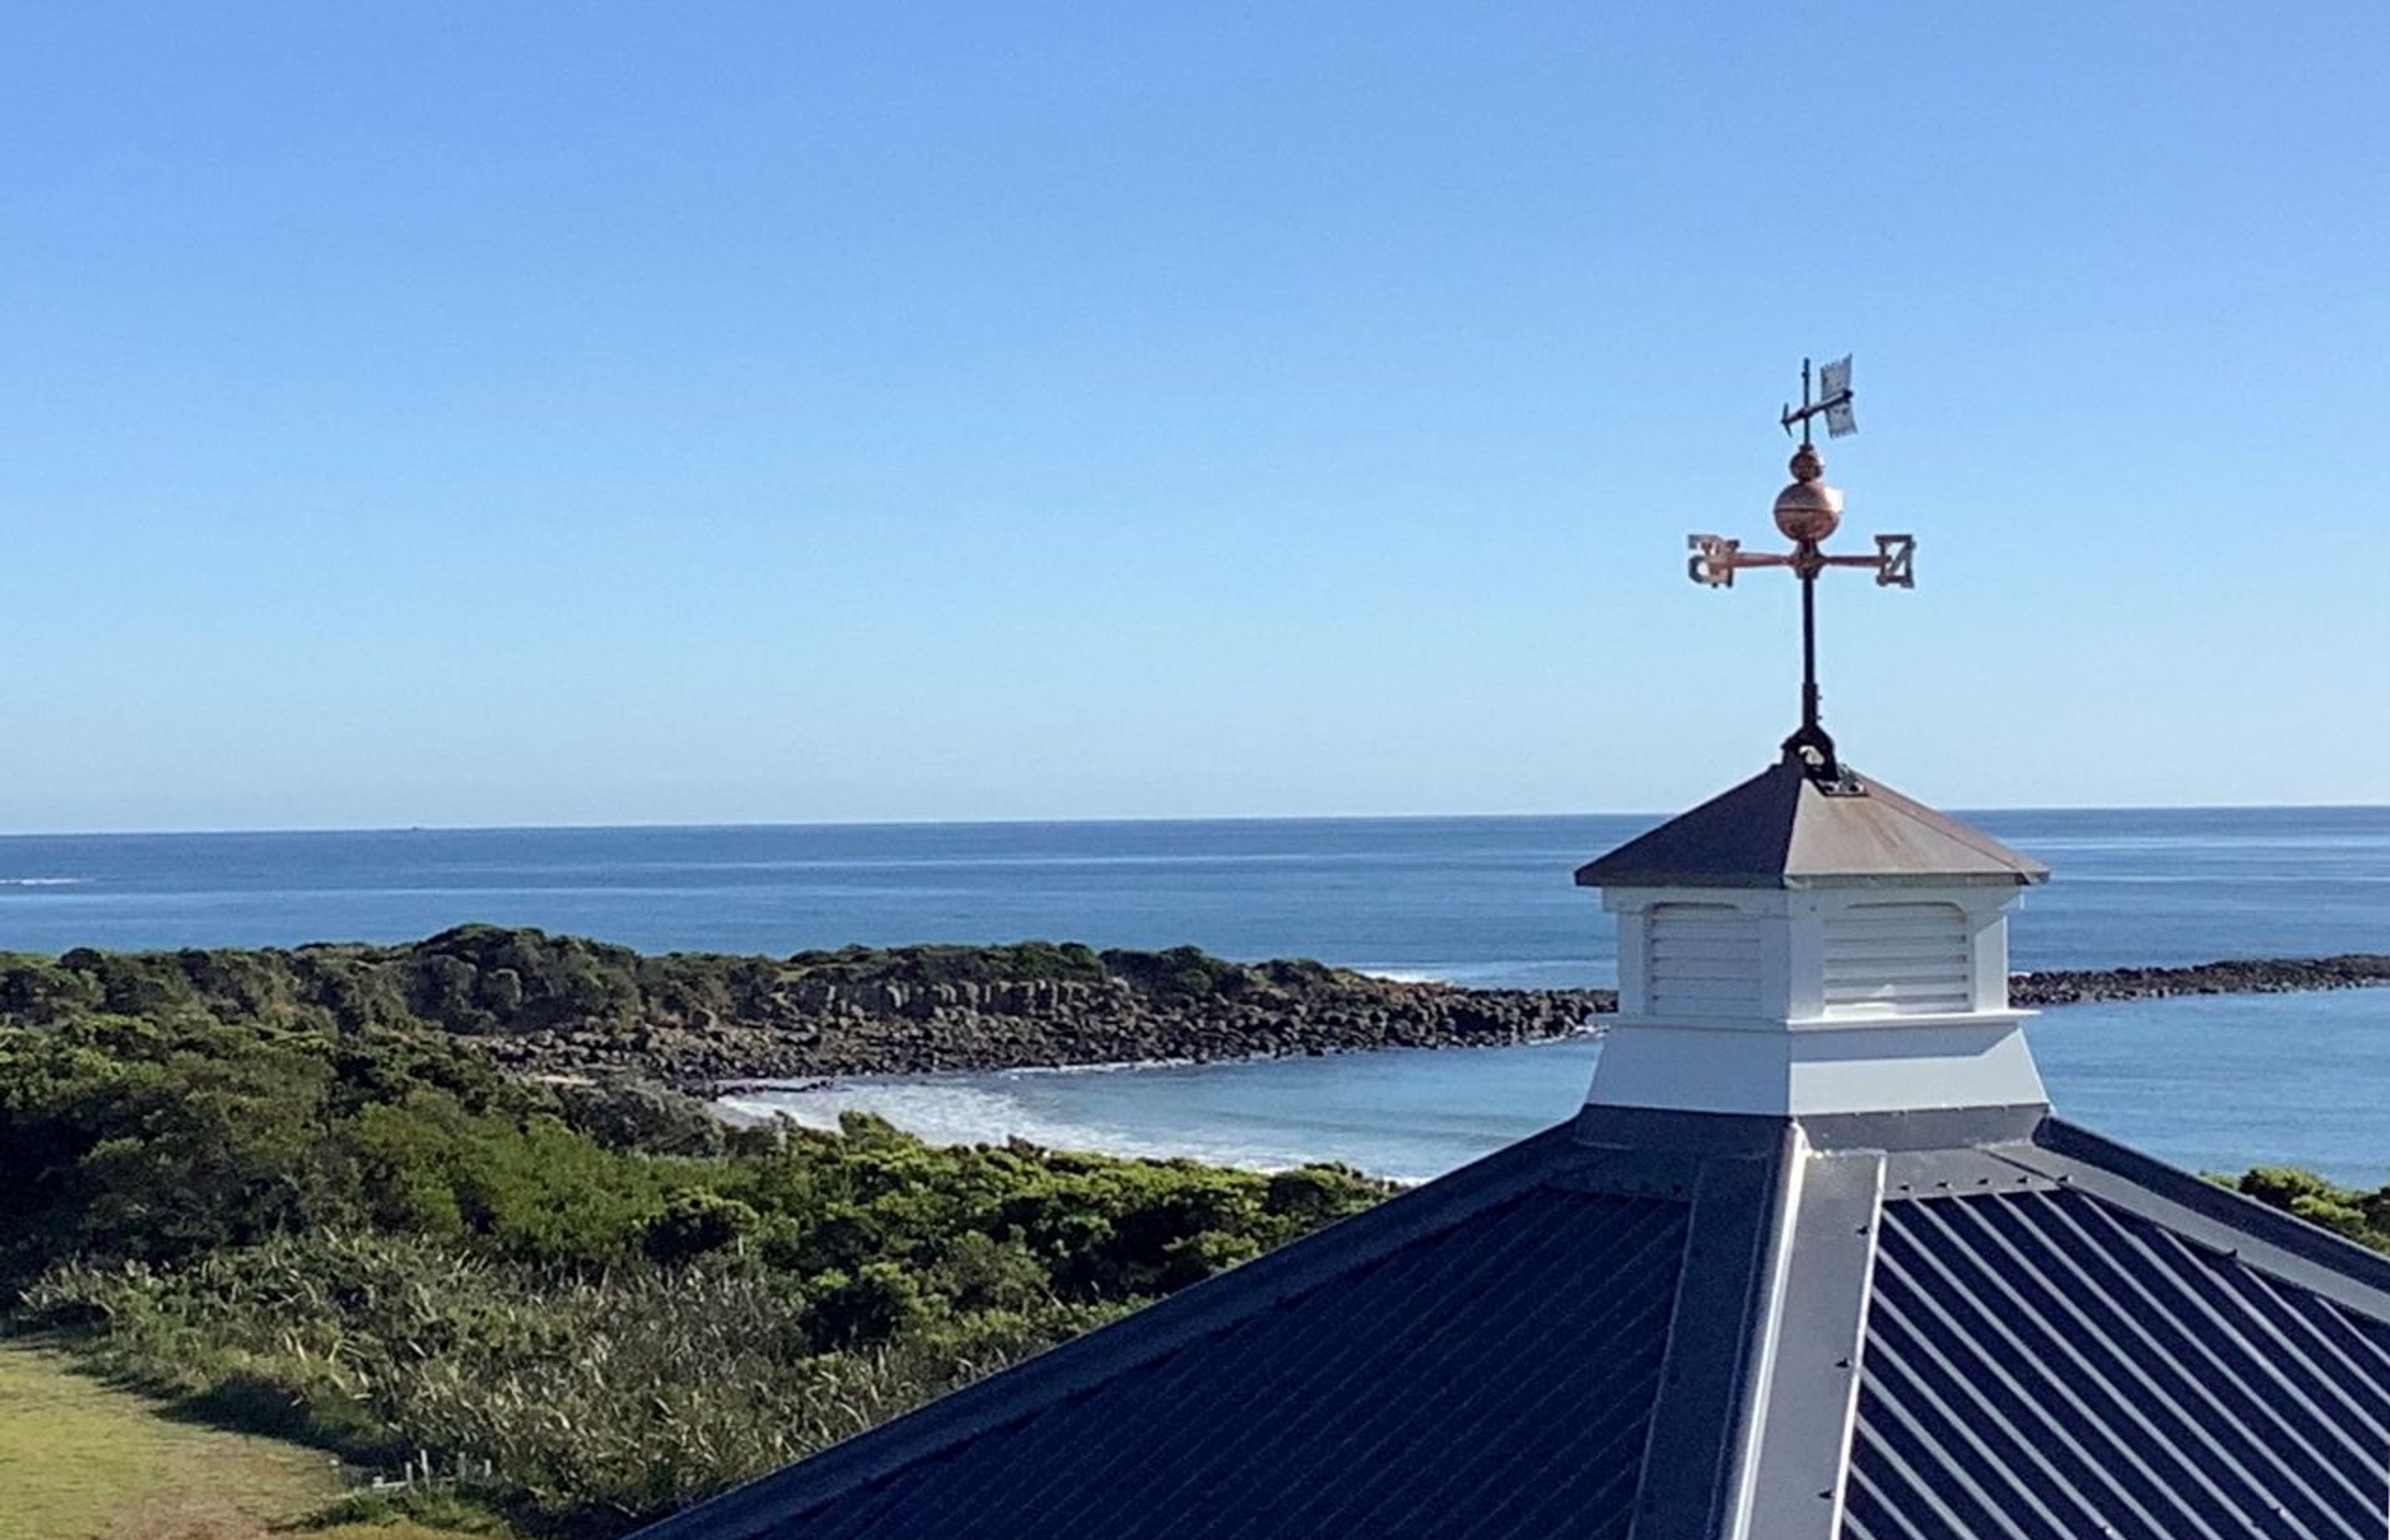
left=637, top=1107, right=2390, bottom=1540
left=1847, top=1186, right=2390, bottom=1540
left=790, top=1188, right=1685, bottom=1539
left=635, top=1119, right=1723, bottom=1540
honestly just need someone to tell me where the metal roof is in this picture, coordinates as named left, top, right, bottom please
left=1574, top=757, right=2050, bottom=889
left=788, top=1189, right=1685, bottom=1540
left=635, top=1107, right=2390, bottom=1540
left=634, top=1121, right=1714, bottom=1540
left=1848, top=1187, right=2390, bottom=1540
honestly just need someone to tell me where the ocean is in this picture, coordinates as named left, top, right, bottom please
left=4, top=805, right=2388, bottom=1182
left=5, top=805, right=2388, bottom=981
left=728, top=990, right=2390, bottom=1187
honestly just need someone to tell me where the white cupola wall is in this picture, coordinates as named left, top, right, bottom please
left=1576, top=755, right=2050, bottom=1118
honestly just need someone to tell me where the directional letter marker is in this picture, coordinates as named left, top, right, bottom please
left=1687, top=356, right=1913, bottom=787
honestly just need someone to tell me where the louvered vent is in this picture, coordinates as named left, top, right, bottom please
left=1646, top=904, right=1763, bottom=1016
left=1822, top=903, right=1970, bottom=1016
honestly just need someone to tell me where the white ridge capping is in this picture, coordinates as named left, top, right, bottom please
left=1587, top=879, right=2046, bottom=1118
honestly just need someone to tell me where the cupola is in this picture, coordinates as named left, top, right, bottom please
left=1576, top=755, right=2048, bottom=1116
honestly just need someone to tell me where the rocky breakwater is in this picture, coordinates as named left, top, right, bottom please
left=470, top=940, right=2390, bottom=1088
left=494, top=963, right=1612, bottom=1087
left=2009, top=953, right=2390, bottom=1006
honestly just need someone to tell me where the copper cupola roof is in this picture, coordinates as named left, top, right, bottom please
left=1574, top=754, right=2048, bottom=889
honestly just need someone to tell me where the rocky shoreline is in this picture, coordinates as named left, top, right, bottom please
left=9, top=928, right=2379, bottom=1094
left=2008, top=953, right=2390, bottom=1006
left=488, top=977, right=1612, bottom=1089
left=480, top=952, right=2390, bottom=1091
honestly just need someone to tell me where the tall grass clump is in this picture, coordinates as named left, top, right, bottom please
left=24, top=1231, right=1115, bottom=1531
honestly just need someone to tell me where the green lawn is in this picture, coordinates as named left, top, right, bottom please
left=0, top=1342, right=501, bottom=1540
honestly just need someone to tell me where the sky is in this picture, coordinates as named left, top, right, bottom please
left=2, top=4, right=2386, bottom=831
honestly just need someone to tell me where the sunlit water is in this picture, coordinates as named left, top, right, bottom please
left=2, top=807, right=2385, bottom=985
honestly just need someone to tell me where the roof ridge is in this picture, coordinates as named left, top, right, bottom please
left=1846, top=768, right=2046, bottom=880
left=2030, top=1118, right=2390, bottom=1321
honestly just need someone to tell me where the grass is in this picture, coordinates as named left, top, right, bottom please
left=0, top=1341, right=504, bottom=1540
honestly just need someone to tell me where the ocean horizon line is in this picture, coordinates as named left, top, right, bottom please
left=4, top=798, right=2388, bottom=842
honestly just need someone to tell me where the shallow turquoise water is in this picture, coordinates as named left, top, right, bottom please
left=734, top=988, right=2390, bottom=1187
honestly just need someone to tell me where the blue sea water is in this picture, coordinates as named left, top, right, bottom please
left=3, top=805, right=2387, bottom=1182
left=2, top=805, right=2387, bottom=982
left=734, top=989, right=2390, bottom=1187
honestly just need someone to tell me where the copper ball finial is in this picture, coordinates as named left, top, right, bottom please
left=1773, top=444, right=1843, bottom=543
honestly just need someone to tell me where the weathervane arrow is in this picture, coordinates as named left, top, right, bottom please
left=1688, top=355, right=1913, bottom=787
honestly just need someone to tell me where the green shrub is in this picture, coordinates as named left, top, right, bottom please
left=643, top=1190, right=759, bottom=1263
left=2239, top=1165, right=2390, bottom=1249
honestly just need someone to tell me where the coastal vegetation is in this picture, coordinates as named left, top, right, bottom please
left=0, top=925, right=1602, bottom=1083
left=2235, top=1167, right=2390, bottom=1252
left=6, top=929, right=2390, bottom=1533
left=0, top=1001, right=1385, bottom=1533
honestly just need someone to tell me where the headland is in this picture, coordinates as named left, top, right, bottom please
left=3, top=925, right=2384, bottom=1090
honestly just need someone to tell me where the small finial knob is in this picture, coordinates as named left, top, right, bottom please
left=1773, top=446, right=1843, bottom=543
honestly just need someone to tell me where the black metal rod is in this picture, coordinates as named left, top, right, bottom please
left=1800, top=568, right=1820, bottom=734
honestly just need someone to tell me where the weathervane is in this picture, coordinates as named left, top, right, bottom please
left=1687, top=355, right=1914, bottom=788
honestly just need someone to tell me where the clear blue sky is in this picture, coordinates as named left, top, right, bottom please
left=3, top=5, right=2384, bottom=831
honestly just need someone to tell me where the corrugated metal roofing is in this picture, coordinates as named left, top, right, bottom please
left=637, top=1106, right=2390, bottom=1540
left=1844, top=1186, right=2390, bottom=1540
left=751, top=1188, right=1689, bottom=1539
left=1574, top=757, right=2048, bottom=889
